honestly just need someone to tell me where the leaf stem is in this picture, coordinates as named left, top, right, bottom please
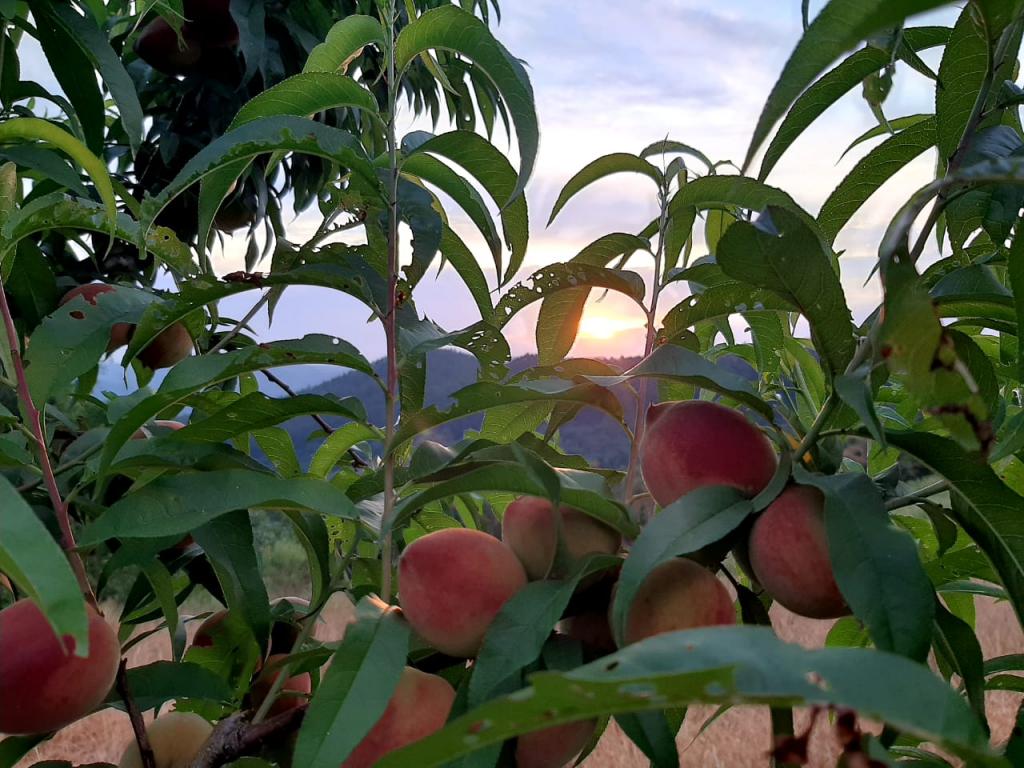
left=793, top=392, right=838, bottom=461
left=380, top=0, right=401, bottom=604
left=884, top=480, right=951, bottom=511
left=0, top=277, right=93, bottom=599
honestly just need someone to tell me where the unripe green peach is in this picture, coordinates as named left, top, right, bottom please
left=502, top=496, right=621, bottom=580
left=622, top=558, right=735, bottom=645
left=0, top=599, right=120, bottom=734
left=748, top=485, right=848, bottom=619
left=118, top=711, right=213, bottom=768
left=639, top=401, right=777, bottom=506
left=343, top=666, right=455, bottom=768
left=515, top=720, right=597, bottom=768
left=398, top=528, right=526, bottom=657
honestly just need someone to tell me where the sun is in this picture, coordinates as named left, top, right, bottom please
left=577, top=314, right=641, bottom=340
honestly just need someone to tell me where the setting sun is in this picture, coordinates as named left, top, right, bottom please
left=577, top=314, right=643, bottom=340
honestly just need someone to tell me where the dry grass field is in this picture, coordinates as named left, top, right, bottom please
left=17, top=596, right=1022, bottom=768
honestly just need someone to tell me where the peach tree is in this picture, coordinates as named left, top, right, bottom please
left=0, top=0, right=1022, bottom=766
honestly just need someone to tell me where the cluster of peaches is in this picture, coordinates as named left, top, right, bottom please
left=0, top=399, right=846, bottom=767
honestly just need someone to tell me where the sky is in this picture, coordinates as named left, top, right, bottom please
left=23, top=1, right=957, bottom=386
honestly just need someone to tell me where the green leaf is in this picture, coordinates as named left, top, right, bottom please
left=610, top=486, right=752, bottom=644
left=470, top=555, right=620, bottom=706
left=493, top=264, right=645, bottom=335
left=406, top=131, right=528, bottom=284
left=840, top=113, right=935, bottom=159
left=44, top=4, right=144, bottom=155
left=0, top=735, right=46, bottom=768
left=293, top=599, right=409, bottom=768
left=0, top=118, right=116, bottom=231
left=390, top=462, right=636, bottom=538
left=835, top=370, right=886, bottom=445
left=586, top=343, right=773, bottom=418
left=309, top=423, right=383, bottom=478
left=936, top=6, right=990, bottom=161
left=819, top=117, right=937, bottom=243
left=717, top=206, right=856, bottom=378
left=747, top=6, right=954, bottom=172
left=80, top=470, right=362, bottom=545
left=172, top=393, right=365, bottom=443
left=396, top=6, right=538, bottom=205
left=198, top=74, right=380, bottom=246
left=1009, top=229, right=1024, bottom=382
left=403, top=152, right=502, bottom=268
left=535, top=234, right=649, bottom=365
left=105, top=661, right=233, bottom=711
left=194, top=510, right=271, bottom=653
left=144, top=116, right=378, bottom=233
left=440, top=224, right=493, bottom=319
left=25, top=284, right=157, bottom=407
left=795, top=469, right=935, bottom=662
left=933, top=599, right=987, bottom=730
left=0, top=474, right=88, bottom=652
left=379, top=626, right=996, bottom=767
left=661, top=279, right=793, bottom=341
left=304, top=15, right=385, bottom=73
left=885, top=430, right=1024, bottom=629
left=548, top=153, right=662, bottom=225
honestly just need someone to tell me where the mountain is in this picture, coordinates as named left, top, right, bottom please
left=286, top=349, right=648, bottom=469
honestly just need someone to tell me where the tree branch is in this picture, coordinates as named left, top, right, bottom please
left=189, top=708, right=307, bottom=768
left=117, top=659, right=157, bottom=768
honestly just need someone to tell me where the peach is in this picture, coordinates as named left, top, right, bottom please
left=516, top=720, right=597, bottom=768
left=59, top=283, right=132, bottom=353
left=747, top=485, right=848, bottom=619
left=559, top=611, right=616, bottom=658
left=138, top=321, right=193, bottom=369
left=398, top=528, right=527, bottom=657
left=251, top=653, right=312, bottom=716
left=343, top=666, right=455, bottom=768
left=639, top=401, right=777, bottom=506
left=622, top=558, right=734, bottom=645
left=191, top=609, right=229, bottom=648
left=153, top=420, right=186, bottom=431
left=133, top=18, right=202, bottom=74
left=502, top=497, right=621, bottom=580
left=118, top=711, right=213, bottom=768
left=0, top=599, right=120, bottom=734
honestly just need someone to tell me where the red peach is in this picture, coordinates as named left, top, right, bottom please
left=516, top=719, right=597, bottom=768
left=398, top=528, right=527, bottom=657
left=748, top=485, right=848, bottom=619
left=639, top=401, right=777, bottom=506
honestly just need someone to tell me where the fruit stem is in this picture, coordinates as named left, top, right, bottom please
left=117, top=659, right=157, bottom=768
left=380, top=0, right=401, bottom=604
left=0, top=277, right=94, bottom=600
left=621, top=180, right=671, bottom=514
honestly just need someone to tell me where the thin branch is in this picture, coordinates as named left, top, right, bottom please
left=117, top=660, right=157, bottom=768
left=380, top=0, right=401, bottom=605
left=793, top=392, right=839, bottom=461
left=189, top=708, right=307, bottom=768
left=209, top=291, right=271, bottom=354
left=884, top=480, right=951, bottom=511
left=0, top=279, right=93, bottom=598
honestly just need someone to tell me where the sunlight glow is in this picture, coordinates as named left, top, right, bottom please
left=577, top=314, right=643, bottom=340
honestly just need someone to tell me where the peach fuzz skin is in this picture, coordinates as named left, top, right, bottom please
left=502, top=496, right=621, bottom=580
left=748, top=485, right=848, bottom=619
left=398, top=528, right=527, bottom=658
left=639, top=400, right=777, bottom=506
left=0, top=600, right=120, bottom=735
left=623, top=558, right=735, bottom=645
left=342, top=667, right=455, bottom=768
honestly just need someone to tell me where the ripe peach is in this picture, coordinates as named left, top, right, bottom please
left=138, top=321, right=193, bottom=369
left=559, top=611, right=616, bottom=658
left=118, top=711, right=213, bottom=768
left=343, top=666, right=455, bottom=768
left=0, top=599, right=120, bottom=734
left=251, top=653, right=312, bottom=716
left=622, top=558, right=734, bottom=645
left=747, top=485, right=848, bottom=619
left=502, top=497, right=621, bottom=580
left=191, top=609, right=229, bottom=648
left=639, top=401, right=777, bottom=506
left=59, top=283, right=132, bottom=353
left=516, top=720, right=597, bottom=768
left=398, top=528, right=527, bottom=657
left=134, top=18, right=203, bottom=74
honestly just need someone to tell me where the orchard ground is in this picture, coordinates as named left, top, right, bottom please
left=18, top=594, right=1021, bottom=768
